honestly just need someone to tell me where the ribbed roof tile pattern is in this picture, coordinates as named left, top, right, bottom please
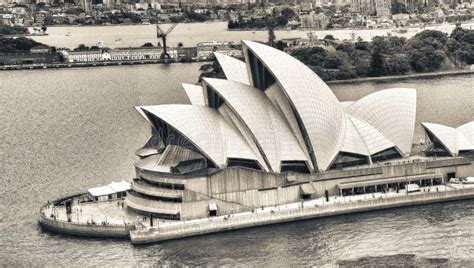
left=339, top=115, right=369, bottom=156
left=214, top=52, right=251, bottom=85
left=348, top=115, right=396, bottom=155
left=139, top=105, right=262, bottom=168
left=243, top=40, right=345, bottom=170
left=203, top=78, right=308, bottom=172
left=422, top=121, right=474, bottom=155
left=346, top=88, right=416, bottom=156
left=217, top=103, right=270, bottom=171
left=458, top=122, right=474, bottom=150
left=182, top=83, right=206, bottom=106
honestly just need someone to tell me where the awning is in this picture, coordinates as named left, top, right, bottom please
left=109, top=180, right=131, bottom=192
left=208, top=203, right=217, bottom=211
left=135, top=148, right=161, bottom=158
left=300, top=183, right=315, bottom=195
left=338, top=173, right=443, bottom=190
left=88, top=186, right=115, bottom=197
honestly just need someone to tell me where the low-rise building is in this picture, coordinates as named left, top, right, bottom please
left=63, top=49, right=105, bottom=62
left=196, top=41, right=242, bottom=60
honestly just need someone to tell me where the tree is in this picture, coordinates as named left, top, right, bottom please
left=75, top=44, right=89, bottom=51
left=384, top=54, right=411, bottom=75
left=369, top=50, right=385, bottom=76
left=324, top=34, right=336, bottom=40
left=275, top=40, right=287, bottom=51
left=41, top=26, right=47, bottom=33
left=391, top=2, right=407, bottom=14
left=0, top=37, right=46, bottom=52
left=354, top=37, right=369, bottom=51
left=142, top=42, right=154, bottom=47
left=178, top=42, right=183, bottom=48
left=267, top=24, right=275, bottom=47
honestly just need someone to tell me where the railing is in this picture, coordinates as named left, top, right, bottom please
left=126, top=191, right=180, bottom=211
left=131, top=179, right=183, bottom=199
left=132, top=186, right=474, bottom=237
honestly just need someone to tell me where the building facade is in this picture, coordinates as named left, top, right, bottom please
left=120, top=41, right=472, bottom=221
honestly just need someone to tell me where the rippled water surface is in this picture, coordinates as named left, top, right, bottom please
left=1, top=65, right=473, bottom=266
left=29, top=21, right=474, bottom=49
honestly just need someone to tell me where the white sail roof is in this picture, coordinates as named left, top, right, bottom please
left=243, top=40, right=345, bottom=171
left=182, top=83, right=206, bottom=106
left=136, top=41, right=420, bottom=173
left=348, top=114, right=396, bottom=155
left=339, top=114, right=370, bottom=156
left=214, top=52, right=250, bottom=85
left=422, top=121, right=474, bottom=155
left=346, top=88, right=417, bottom=156
left=203, top=77, right=309, bottom=172
left=138, top=105, right=263, bottom=168
left=458, top=121, right=474, bottom=151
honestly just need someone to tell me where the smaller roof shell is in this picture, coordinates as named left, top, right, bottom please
left=182, top=83, right=206, bottom=106
left=214, top=52, right=251, bottom=85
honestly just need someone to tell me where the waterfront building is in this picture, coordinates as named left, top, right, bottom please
left=374, top=0, right=391, bottom=17
left=121, top=40, right=474, bottom=221
left=422, top=121, right=474, bottom=157
left=196, top=41, right=242, bottom=60
left=62, top=47, right=189, bottom=63
left=351, top=0, right=376, bottom=15
left=107, top=47, right=164, bottom=61
left=300, top=12, right=330, bottom=29
left=63, top=49, right=105, bottom=62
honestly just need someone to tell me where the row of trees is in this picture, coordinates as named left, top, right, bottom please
left=200, top=27, right=473, bottom=82
left=0, top=25, right=29, bottom=37
left=290, top=27, right=473, bottom=81
left=0, top=37, right=47, bottom=53
left=228, top=8, right=297, bottom=29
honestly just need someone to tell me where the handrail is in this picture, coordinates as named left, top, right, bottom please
left=133, top=186, right=474, bottom=234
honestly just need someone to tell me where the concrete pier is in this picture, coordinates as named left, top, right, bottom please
left=129, top=185, right=474, bottom=244
left=39, top=183, right=474, bottom=243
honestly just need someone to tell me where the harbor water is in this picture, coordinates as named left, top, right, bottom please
left=29, top=21, right=474, bottom=49
left=0, top=64, right=473, bottom=266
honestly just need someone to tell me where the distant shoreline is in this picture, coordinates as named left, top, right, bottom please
left=327, top=69, right=474, bottom=85
left=2, top=61, right=473, bottom=85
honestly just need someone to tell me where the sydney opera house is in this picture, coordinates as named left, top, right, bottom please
left=125, top=40, right=474, bottom=221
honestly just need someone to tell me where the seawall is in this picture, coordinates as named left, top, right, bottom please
left=38, top=201, right=133, bottom=238
left=129, top=187, right=474, bottom=244
left=327, top=69, right=474, bottom=85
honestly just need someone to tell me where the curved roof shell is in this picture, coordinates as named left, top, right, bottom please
left=458, top=121, right=474, bottom=150
left=348, top=114, right=396, bottom=155
left=136, top=41, right=420, bottom=173
left=422, top=121, right=474, bottom=155
left=214, top=52, right=251, bottom=85
left=242, top=40, right=345, bottom=171
left=203, top=77, right=309, bottom=172
left=138, top=105, right=263, bottom=168
left=346, top=88, right=417, bottom=156
left=182, top=83, right=206, bottom=106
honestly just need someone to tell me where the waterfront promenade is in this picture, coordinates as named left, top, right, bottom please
left=130, top=183, right=474, bottom=244
left=39, top=182, right=474, bottom=243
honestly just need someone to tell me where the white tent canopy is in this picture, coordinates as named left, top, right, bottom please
left=88, top=181, right=131, bottom=197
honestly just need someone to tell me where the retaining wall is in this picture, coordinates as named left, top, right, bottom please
left=130, top=187, right=474, bottom=244
left=39, top=214, right=132, bottom=238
